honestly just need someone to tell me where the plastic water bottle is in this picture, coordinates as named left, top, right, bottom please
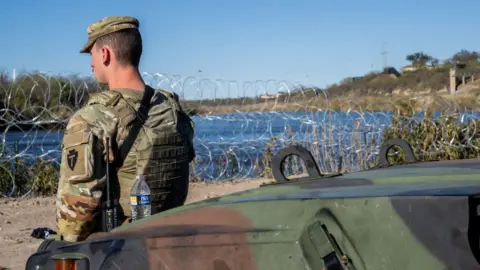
left=130, top=175, right=151, bottom=221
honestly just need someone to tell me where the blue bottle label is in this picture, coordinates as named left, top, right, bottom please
left=130, top=194, right=150, bottom=206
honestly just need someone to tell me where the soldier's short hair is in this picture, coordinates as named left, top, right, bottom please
left=95, top=28, right=143, bottom=68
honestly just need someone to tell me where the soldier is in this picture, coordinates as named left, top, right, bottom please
left=55, top=16, right=195, bottom=242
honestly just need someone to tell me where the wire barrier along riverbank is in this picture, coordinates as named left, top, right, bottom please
left=1, top=70, right=480, bottom=197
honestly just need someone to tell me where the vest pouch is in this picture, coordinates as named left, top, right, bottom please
left=61, top=130, right=97, bottom=184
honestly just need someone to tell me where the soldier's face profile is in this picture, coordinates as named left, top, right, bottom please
left=89, top=43, right=109, bottom=84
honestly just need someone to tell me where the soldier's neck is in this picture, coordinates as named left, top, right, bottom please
left=107, top=67, right=145, bottom=91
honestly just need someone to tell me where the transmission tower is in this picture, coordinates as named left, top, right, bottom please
left=381, top=42, right=388, bottom=68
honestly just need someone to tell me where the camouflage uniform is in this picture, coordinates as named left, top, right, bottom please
left=56, top=16, right=195, bottom=242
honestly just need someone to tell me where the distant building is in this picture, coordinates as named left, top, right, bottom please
left=453, top=62, right=467, bottom=69
left=402, top=64, right=443, bottom=73
left=402, top=65, right=418, bottom=72
left=259, top=92, right=286, bottom=100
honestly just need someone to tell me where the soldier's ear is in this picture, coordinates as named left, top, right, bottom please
left=101, top=46, right=111, bottom=66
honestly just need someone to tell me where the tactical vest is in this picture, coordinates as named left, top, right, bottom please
left=86, top=87, right=195, bottom=218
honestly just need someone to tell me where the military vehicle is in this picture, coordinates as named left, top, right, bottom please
left=25, top=138, right=480, bottom=269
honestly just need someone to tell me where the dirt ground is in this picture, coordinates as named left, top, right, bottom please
left=0, top=178, right=270, bottom=270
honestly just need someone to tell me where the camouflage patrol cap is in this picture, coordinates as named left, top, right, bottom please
left=80, top=16, right=140, bottom=53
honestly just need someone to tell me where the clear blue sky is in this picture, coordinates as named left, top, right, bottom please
left=1, top=0, right=479, bottom=99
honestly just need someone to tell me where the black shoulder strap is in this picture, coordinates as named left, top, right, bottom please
left=114, top=85, right=156, bottom=168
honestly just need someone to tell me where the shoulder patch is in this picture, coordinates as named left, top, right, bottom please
left=67, top=149, right=78, bottom=170
left=61, top=129, right=97, bottom=184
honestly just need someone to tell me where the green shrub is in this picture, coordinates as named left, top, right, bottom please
left=380, top=113, right=480, bottom=164
left=0, top=158, right=59, bottom=197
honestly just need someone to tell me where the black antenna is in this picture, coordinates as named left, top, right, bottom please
left=102, top=137, right=118, bottom=232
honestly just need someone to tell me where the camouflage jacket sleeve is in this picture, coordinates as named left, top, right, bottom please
left=55, top=103, right=119, bottom=242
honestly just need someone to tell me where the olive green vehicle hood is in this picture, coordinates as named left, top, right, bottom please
left=27, top=158, right=480, bottom=269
